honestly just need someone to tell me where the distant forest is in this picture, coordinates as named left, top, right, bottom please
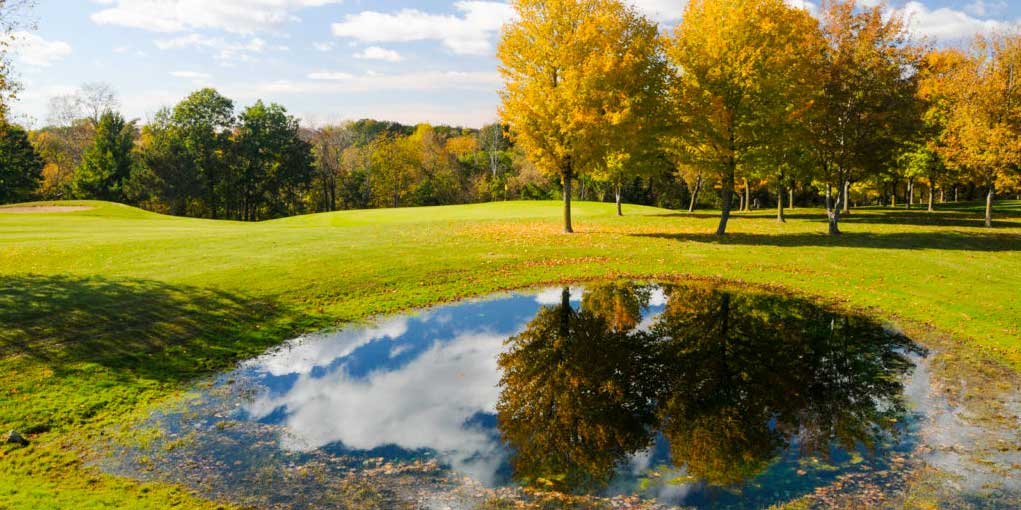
left=3, top=84, right=691, bottom=221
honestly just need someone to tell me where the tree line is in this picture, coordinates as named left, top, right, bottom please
left=2, top=0, right=1020, bottom=230
left=499, top=0, right=1021, bottom=233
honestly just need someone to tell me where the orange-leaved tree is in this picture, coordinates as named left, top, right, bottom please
left=945, top=34, right=1021, bottom=228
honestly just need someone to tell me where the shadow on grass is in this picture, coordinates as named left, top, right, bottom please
left=656, top=208, right=1020, bottom=229
left=631, top=230, right=1021, bottom=251
left=0, top=274, right=318, bottom=383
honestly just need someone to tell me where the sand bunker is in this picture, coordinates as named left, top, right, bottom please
left=0, top=206, right=94, bottom=214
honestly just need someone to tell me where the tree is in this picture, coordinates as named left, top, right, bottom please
left=665, top=0, right=823, bottom=235
left=72, top=111, right=135, bottom=201
left=171, top=88, right=235, bottom=219
left=309, top=123, right=354, bottom=212
left=811, top=0, right=920, bottom=234
left=133, top=108, right=200, bottom=216
left=498, top=0, right=665, bottom=233
left=369, top=134, right=417, bottom=208
left=234, top=101, right=313, bottom=220
left=945, top=34, right=1021, bottom=228
left=0, top=122, right=43, bottom=203
left=0, top=0, right=34, bottom=122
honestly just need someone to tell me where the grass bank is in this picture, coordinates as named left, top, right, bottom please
left=1, top=199, right=1019, bottom=508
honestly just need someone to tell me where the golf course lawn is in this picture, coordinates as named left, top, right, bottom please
left=1, top=199, right=1019, bottom=509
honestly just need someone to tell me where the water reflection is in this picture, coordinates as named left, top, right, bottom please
left=105, top=282, right=926, bottom=509
left=499, top=283, right=920, bottom=493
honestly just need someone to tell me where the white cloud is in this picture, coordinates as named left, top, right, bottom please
left=170, top=70, right=211, bottom=79
left=330, top=1, right=515, bottom=56
left=91, top=0, right=342, bottom=34
left=898, top=1, right=1016, bottom=41
left=629, top=0, right=686, bottom=23
left=5, top=31, right=72, bottom=67
left=312, top=41, right=334, bottom=52
left=154, top=33, right=267, bottom=62
left=244, top=330, right=509, bottom=485
left=306, top=71, right=355, bottom=81
left=353, top=46, right=404, bottom=62
left=964, top=0, right=1008, bottom=18
left=268, top=70, right=501, bottom=93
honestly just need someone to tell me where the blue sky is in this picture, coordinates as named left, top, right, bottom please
left=8, top=0, right=1021, bottom=128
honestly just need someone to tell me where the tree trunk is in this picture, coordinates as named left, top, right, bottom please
left=615, top=184, right=623, bottom=217
left=826, top=182, right=842, bottom=235
left=562, top=169, right=574, bottom=233
left=985, top=186, right=994, bottom=228
left=743, top=178, right=751, bottom=212
left=738, top=192, right=745, bottom=213
left=955, top=187, right=959, bottom=203
left=906, top=180, right=913, bottom=209
left=927, top=180, right=935, bottom=212
left=777, top=182, right=786, bottom=223
left=891, top=182, right=897, bottom=208
left=788, top=187, right=795, bottom=210
left=716, top=166, right=735, bottom=236
left=841, top=180, right=851, bottom=214
left=688, top=174, right=702, bottom=213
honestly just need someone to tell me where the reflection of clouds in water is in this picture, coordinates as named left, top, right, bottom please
left=246, top=317, right=411, bottom=376
left=904, top=353, right=1021, bottom=492
left=534, top=287, right=583, bottom=305
left=244, top=330, right=510, bottom=485
left=648, top=287, right=667, bottom=307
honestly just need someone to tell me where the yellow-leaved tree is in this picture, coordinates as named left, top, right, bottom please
left=945, top=34, right=1021, bottom=228
left=498, top=0, right=667, bottom=232
left=664, top=0, right=824, bottom=236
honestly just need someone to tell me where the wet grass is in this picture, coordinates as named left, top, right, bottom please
left=1, top=199, right=1020, bottom=509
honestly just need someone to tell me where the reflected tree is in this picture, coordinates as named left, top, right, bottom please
left=496, top=287, right=659, bottom=491
left=580, top=282, right=652, bottom=333
left=497, top=282, right=920, bottom=494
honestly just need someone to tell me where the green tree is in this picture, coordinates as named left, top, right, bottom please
left=665, top=0, right=823, bottom=235
left=0, top=122, right=43, bottom=203
left=498, top=0, right=665, bottom=233
left=172, top=88, right=235, bottom=219
left=234, top=100, right=314, bottom=220
left=72, top=111, right=135, bottom=201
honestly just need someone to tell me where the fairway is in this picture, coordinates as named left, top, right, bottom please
left=1, top=200, right=1021, bottom=509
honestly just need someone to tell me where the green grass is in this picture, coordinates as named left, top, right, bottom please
left=1, top=198, right=1020, bottom=509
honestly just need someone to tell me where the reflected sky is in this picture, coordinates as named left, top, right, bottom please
left=233, top=289, right=644, bottom=486
left=107, top=283, right=931, bottom=510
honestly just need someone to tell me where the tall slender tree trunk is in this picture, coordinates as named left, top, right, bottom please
left=906, top=180, right=913, bottom=209
left=743, top=178, right=751, bottom=212
left=688, top=174, right=702, bottom=213
left=777, top=182, right=786, bottom=223
left=788, top=186, right=795, bottom=210
left=615, top=183, right=623, bottom=217
left=985, top=185, right=994, bottom=228
left=826, top=181, right=842, bottom=235
left=841, top=180, right=851, bottom=214
left=927, top=180, right=935, bottom=212
left=891, top=182, right=897, bottom=208
left=955, top=187, right=959, bottom=203
left=738, top=192, right=745, bottom=213
left=716, top=165, right=735, bottom=236
left=562, top=166, right=574, bottom=234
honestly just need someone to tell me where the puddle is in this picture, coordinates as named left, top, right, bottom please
left=97, top=282, right=1021, bottom=509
